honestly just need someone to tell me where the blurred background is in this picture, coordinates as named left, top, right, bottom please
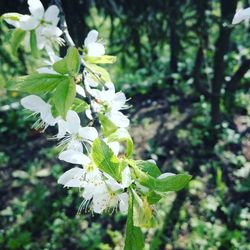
left=0, top=0, right=250, bottom=249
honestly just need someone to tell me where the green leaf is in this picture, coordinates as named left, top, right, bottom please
left=107, top=128, right=133, bottom=157
left=13, top=74, right=68, bottom=94
left=71, top=98, right=89, bottom=113
left=53, top=59, right=68, bottom=74
left=11, top=29, right=26, bottom=56
left=135, top=160, right=161, bottom=178
left=30, top=30, right=38, bottom=57
left=99, top=113, right=117, bottom=137
left=126, top=159, right=157, bottom=189
left=155, top=174, right=192, bottom=192
left=84, top=55, right=117, bottom=64
left=87, top=64, right=111, bottom=84
left=52, top=78, right=76, bottom=119
left=66, top=47, right=80, bottom=76
left=124, top=190, right=144, bottom=250
left=146, top=191, right=162, bottom=204
left=92, top=138, right=121, bottom=181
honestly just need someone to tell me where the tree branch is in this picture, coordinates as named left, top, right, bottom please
left=226, top=59, right=250, bottom=91
left=52, top=0, right=75, bottom=47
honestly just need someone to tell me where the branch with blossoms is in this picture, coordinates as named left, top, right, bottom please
left=1, top=0, right=193, bottom=249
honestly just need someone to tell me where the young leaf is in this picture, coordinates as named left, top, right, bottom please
left=11, top=29, right=26, bottom=56
left=124, top=190, right=144, bottom=250
left=13, top=74, right=68, bottom=94
left=126, top=159, right=157, bottom=189
left=92, top=138, right=121, bottom=181
left=30, top=30, right=38, bottom=57
left=52, top=78, right=76, bottom=119
left=87, top=64, right=111, bottom=83
left=155, top=174, right=192, bottom=192
left=71, top=98, right=89, bottom=113
left=66, top=47, right=80, bottom=76
left=84, top=55, right=117, bottom=64
left=135, top=160, right=161, bottom=178
left=53, top=59, right=68, bottom=75
left=146, top=191, right=162, bottom=204
left=107, top=128, right=133, bottom=157
left=99, top=113, right=117, bottom=137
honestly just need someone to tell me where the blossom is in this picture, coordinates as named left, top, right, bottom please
left=57, top=110, right=98, bottom=151
left=232, top=7, right=250, bottom=24
left=84, top=30, right=105, bottom=57
left=20, top=95, right=58, bottom=131
left=86, top=83, right=130, bottom=128
left=58, top=160, right=132, bottom=214
left=3, top=0, right=60, bottom=30
left=3, top=0, right=63, bottom=53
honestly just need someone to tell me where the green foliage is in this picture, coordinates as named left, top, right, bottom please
left=11, top=29, right=26, bottom=56
left=13, top=74, right=68, bottom=94
left=71, top=98, right=89, bottom=113
left=52, top=78, right=76, bottom=118
left=92, top=138, right=122, bottom=181
left=99, top=113, right=117, bottom=137
left=52, top=58, right=68, bottom=75
left=30, top=30, right=38, bottom=57
left=124, top=190, right=144, bottom=250
left=65, top=47, right=81, bottom=76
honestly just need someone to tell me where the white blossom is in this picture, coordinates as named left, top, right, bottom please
left=232, top=7, right=250, bottom=24
left=57, top=110, right=98, bottom=152
left=86, top=83, right=130, bottom=128
left=20, top=95, right=58, bottom=131
left=84, top=30, right=105, bottom=57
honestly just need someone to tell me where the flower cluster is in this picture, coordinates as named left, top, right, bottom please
left=3, top=0, right=64, bottom=56
left=2, top=1, right=192, bottom=247
left=19, top=28, right=132, bottom=213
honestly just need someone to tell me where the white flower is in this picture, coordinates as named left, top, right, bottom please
left=3, top=0, right=63, bottom=54
left=86, top=83, right=130, bottom=128
left=232, top=7, right=250, bottom=24
left=84, top=30, right=105, bottom=57
left=3, top=0, right=60, bottom=31
left=57, top=110, right=98, bottom=151
left=20, top=95, right=58, bottom=131
left=90, top=167, right=132, bottom=214
left=35, top=25, right=64, bottom=51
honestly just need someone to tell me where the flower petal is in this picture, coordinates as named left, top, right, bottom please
left=87, top=43, right=105, bottom=57
left=76, top=85, right=86, bottom=97
left=65, top=110, right=81, bottom=134
left=28, top=0, right=44, bottom=20
left=232, top=7, right=250, bottom=24
left=78, top=127, right=98, bottom=142
left=44, top=5, right=59, bottom=26
left=20, top=95, right=48, bottom=113
left=112, top=92, right=127, bottom=110
left=59, top=150, right=91, bottom=166
left=122, top=166, right=132, bottom=187
left=118, top=193, right=129, bottom=213
left=58, top=167, right=84, bottom=187
left=107, top=141, right=120, bottom=156
left=84, top=30, right=98, bottom=45
left=19, top=15, right=39, bottom=30
left=108, top=111, right=130, bottom=128
left=67, top=139, right=83, bottom=152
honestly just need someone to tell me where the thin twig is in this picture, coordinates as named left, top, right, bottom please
left=53, top=0, right=102, bottom=130
left=52, top=0, right=75, bottom=47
